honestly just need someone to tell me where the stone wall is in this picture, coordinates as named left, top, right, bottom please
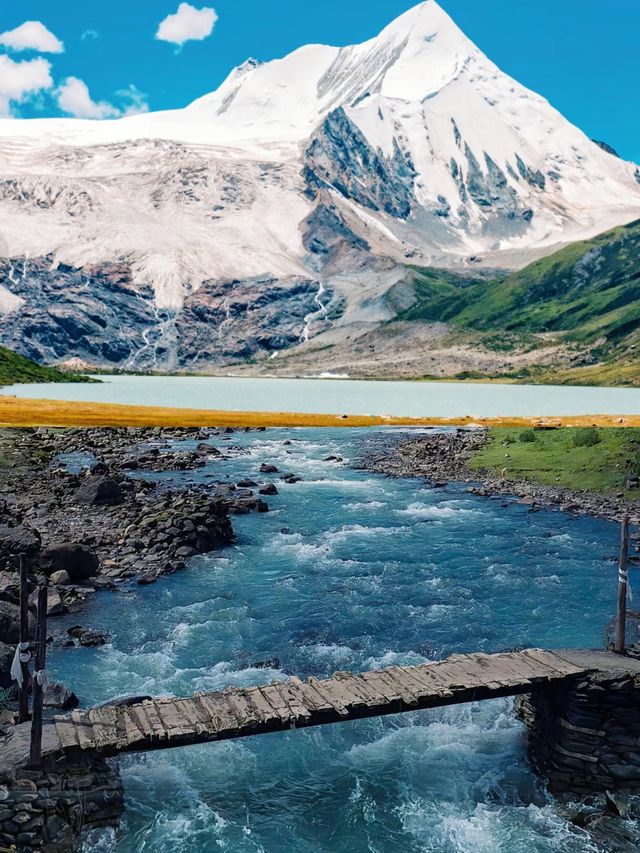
left=0, top=756, right=123, bottom=851
left=517, top=668, right=640, bottom=793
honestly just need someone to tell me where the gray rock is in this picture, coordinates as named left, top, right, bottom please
left=0, top=601, right=21, bottom=644
left=0, top=525, right=41, bottom=570
left=0, top=642, right=13, bottom=688
left=75, top=476, right=124, bottom=506
left=40, top=543, right=99, bottom=582
left=43, top=682, right=79, bottom=711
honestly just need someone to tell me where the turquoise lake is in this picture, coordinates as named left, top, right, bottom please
left=47, top=428, right=634, bottom=852
left=6, top=374, right=640, bottom=417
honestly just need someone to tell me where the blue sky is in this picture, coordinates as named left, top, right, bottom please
left=1, top=0, right=638, bottom=160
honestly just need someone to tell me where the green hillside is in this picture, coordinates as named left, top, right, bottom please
left=0, top=346, right=89, bottom=387
left=394, top=219, right=640, bottom=384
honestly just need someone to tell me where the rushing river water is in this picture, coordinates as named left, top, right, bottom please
left=48, top=428, right=630, bottom=852
left=7, top=374, right=640, bottom=417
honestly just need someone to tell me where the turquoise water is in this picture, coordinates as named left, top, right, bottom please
left=7, top=374, right=640, bottom=417
left=48, top=429, right=627, bottom=852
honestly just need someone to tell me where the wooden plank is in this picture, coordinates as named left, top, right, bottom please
left=271, top=682, right=312, bottom=722
left=308, top=677, right=349, bottom=716
left=338, top=674, right=387, bottom=708
left=405, top=665, right=455, bottom=698
left=153, top=699, right=198, bottom=739
left=324, top=675, right=369, bottom=709
left=118, top=707, right=148, bottom=748
left=137, top=700, right=168, bottom=740
left=375, top=669, right=419, bottom=706
left=291, top=679, right=335, bottom=714
left=470, top=653, right=537, bottom=685
left=54, top=715, right=80, bottom=751
left=195, top=694, right=239, bottom=734
left=70, top=711, right=95, bottom=750
left=124, top=703, right=160, bottom=742
left=454, top=655, right=508, bottom=691
left=259, top=685, right=295, bottom=724
left=521, top=649, right=583, bottom=677
left=224, top=689, right=263, bottom=730
left=360, top=670, right=401, bottom=703
left=87, top=706, right=118, bottom=749
left=243, top=686, right=287, bottom=723
left=386, top=667, right=433, bottom=701
left=439, top=656, right=495, bottom=688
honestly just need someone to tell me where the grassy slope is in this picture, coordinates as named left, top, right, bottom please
left=470, top=428, right=640, bottom=495
left=394, top=219, right=640, bottom=384
left=0, top=345, right=89, bottom=386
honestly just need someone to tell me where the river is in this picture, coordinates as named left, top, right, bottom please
left=6, top=375, right=640, bottom=417
left=44, top=428, right=634, bottom=852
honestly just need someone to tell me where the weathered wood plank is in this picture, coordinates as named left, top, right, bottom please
left=54, top=715, right=80, bottom=751
left=87, top=706, right=118, bottom=749
left=70, top=711, right=95, bottom=750
left=243, top=686, right=286, bottom=724
left=194, top=693, right=239, bottom=734
left=272, top=681, right=313, bottom=722
left=308, top=677, right=349, bottom=715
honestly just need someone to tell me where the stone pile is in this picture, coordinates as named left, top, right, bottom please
left=517, top=670, right=640, bottom=793
left=0, top=757, right=123, bottom=851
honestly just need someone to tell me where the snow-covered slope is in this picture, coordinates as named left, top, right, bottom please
left=1, top=0, right=639, bottom=370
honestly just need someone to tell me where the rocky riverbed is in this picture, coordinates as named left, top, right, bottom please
left=363, top=428, right=640, bottom=525
left=0, top=426, right=282, bottom=718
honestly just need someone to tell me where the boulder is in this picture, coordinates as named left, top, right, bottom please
left=40, top=544, right=99, bottom=582
left=66, top=626, right=108, bottom=647
left=75, top=476, right=124, bottom=506
left=89, top=461, right=109, bottom=475
left=259, top=484, right=278, bottom=496
left=259, top=463, right=279, bottom=474
left=49, top=570, right=71, bottom=586
left=0, top=601, right=21, bottom=644
left=28, top=587, right=65, bottom=617
left=0, top=524, right=41, bottom=570
left=0, top=641, right=13, bottom=688
left=44, top=682, right=79, bottom=711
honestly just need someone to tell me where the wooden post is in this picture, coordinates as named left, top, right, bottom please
left=29, top=584, right=47, bottom=769
left=18, top=553, right=31, bottom=723
left=615, top=515, right=630, bottom=654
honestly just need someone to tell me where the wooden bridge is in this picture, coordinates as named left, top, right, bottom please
left=5, top=647, right=626, bottom=769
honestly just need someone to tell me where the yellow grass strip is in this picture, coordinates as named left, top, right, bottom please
left=1, top=395, right=639, bottom=429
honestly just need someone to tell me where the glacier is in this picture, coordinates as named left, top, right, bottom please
left=0, top=0, right=639, bottom=371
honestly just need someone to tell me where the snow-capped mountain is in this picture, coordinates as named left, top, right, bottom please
left=1, top=0, right=639, bottom=371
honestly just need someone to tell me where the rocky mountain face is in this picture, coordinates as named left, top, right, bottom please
left=0, top=1, right=639, bottom=373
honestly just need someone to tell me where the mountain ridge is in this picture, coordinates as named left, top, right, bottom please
left=0, top=1, right=639, bottom=375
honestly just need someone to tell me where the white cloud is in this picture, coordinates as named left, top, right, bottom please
left=56, top=77, right=119, bottom=119
left=0, top=54, right=53, bottom=115
left=0, top=20, right=64, bottom=53
left=156, top=3, right=217, bottom=46
left=116, top=84, right=150, bottom=116
left=56, top=77, right=150, bottom=120
left=81, top=29, right=100, bottom=42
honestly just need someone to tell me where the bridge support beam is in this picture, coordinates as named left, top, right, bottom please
left=518, top=662, right=640, bottom=793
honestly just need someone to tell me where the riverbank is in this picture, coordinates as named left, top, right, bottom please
left=0, top=426, right=283, bottom=713
left=364, top=427, right=640, bottom=524
left=2, top=394, right=640, bottom=428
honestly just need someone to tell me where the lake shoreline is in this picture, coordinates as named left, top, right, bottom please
left=2, top=394, right=640, bottom=428
left=363, top=429, right=640, bottom=525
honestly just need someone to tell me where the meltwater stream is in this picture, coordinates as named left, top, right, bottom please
left=48, top=429, right=628, bottom=852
